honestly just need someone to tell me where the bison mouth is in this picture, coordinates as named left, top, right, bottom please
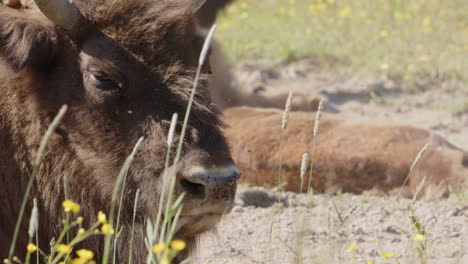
left=174, top=202, right=234, bottom=238
left=175, top=213, right=223, bottom=237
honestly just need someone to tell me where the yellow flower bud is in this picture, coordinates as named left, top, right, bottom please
left=56, top=244, right=72, bottom=255
left=381, top=252, right=394, bottom=258
left=62, top=200, right=81, bottom=213
left=170, top=240, right=186, bottom=251
left=76, top=249, right=94, bottom=260
left=412, top=233, right=426, bottom=242
left=27, top=243, right=37, bottom=253
left=98, top=211, right=107, bottom=223
left=152, top=243, right=166, bottom=254
left=101, top=224, right=114, bottom=235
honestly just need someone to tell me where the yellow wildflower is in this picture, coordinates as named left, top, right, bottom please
left=27, top=243, right=37, bottom=253
left=70, top=259, right=86, bottom=264
left=381, top=252, right=394, bottom=258
left=346, top=242, right=356, bottom=253
left=379, top=30, right=388, bottom=38
left=77, top=216, right=84, bottom=224
left=366, top=261, right=373, bottom=264
left=308, top=4, right=317, bottom=15
left=62, top=200, right=81, bottom=213
left=423, top=16, right=431, bottom=27
left=152, top=242, right=166, bottom=254
left=3, top=259, right=9, bottom=264
left=412, top=233, right=426, bottom=242
left=78, top=228, right=85, bottom=235
left=98, top=211, right=107, bottom=223
left=101, top=224, right=115, bottom=235
left=278, top=7, right=287, bottom=15
left=56, top=244, right=72, bottom=255
left=170, top=240, right=186, bottom=251
left=317, top=3, right=326, bottom=10
left=240, top=2, right=248, bottom=9
left=339, top=7, right=351, bottom=19
left=76, top=249, right=94, bottom=260
left=160, top=257, right=170, bottom=264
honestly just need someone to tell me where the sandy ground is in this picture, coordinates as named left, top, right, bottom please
left=192, top=60, right=468, bottom=263
left=194, top=186, right=467, bottom=264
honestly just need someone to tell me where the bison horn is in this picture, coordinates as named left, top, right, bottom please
left=34, top=0, right=84, bottom=30
left=192, top=0, right=207, bottom=13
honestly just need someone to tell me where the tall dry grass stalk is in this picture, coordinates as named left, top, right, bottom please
left=128, top=188, right=140, bottom=264
left=299, top=153, right=309, bottom=193
left=307, top=98, right=324, bottom=195
left=396, top=143, right=430, bottom=199
left=8, top=105, right=68, bottom=260
left=152, top=113, right=178, bottom=249
left=277, top=91, right=293, bottom=194
left=103, top=137, right=144, bottom=264
left=271, top=91, right=293, bottom=264
left=24, top=199, right=39, bottom=264
left=411, top=175, right=428, bottom=206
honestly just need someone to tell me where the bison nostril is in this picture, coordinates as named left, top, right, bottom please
left=179, top=178, right=206, bottom=200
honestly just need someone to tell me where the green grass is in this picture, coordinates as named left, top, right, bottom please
left=217, top=0, right=468, bottom=88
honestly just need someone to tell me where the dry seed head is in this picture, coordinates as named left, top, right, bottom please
left=409, top=143, right=430, bottom=172
left=199, top=24, right=217, bottom=66
left=281, top=91, right=294, bottom=129
left=313, top=98, right=324, bottom=137
left=28, top=198, right=39, bottom=238
left=167, top=113, right=178, bottom=147
left=300, top=153, right=309, bottom=180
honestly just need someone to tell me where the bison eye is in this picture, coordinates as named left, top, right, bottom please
left=85, top=71, right=121, bottom=92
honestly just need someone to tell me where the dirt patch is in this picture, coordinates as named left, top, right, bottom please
left=193, top=186, right=468, bottom=264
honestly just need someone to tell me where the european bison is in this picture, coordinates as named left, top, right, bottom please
left=0, top=0, right=238, bottom=262
left=224, top=107, right=468, bottom=199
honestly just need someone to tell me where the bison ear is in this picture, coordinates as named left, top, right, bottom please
left=0, top=7, right=60, bottom=72
left=192, top=0, right=207, bottom=13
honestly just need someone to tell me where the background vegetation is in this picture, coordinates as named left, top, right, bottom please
left=217, top=0, right=468, bottom=89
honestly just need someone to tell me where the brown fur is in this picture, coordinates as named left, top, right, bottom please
left=0, top=0, right=237, bottom=262
left=224, top=107, right=468, bottom=198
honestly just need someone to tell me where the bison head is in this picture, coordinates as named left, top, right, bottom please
left=0, top=0, right=238, bottom=261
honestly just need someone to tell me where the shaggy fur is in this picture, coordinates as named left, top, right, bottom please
left=0, top=0, right=237, bottom=262
left=224, top=107, right=468, bottom=198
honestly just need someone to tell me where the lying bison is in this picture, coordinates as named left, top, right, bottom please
left=0, top=0, right=239, bottom=262
left=224, top=107, right=468, bottom=199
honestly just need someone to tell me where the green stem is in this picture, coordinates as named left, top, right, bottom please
left=8, top=105, right=68, bottom=260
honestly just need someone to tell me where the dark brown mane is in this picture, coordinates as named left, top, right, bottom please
left=0, top=6, right=58, bottom=71
left=79, top=0, right=197, bottom=70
